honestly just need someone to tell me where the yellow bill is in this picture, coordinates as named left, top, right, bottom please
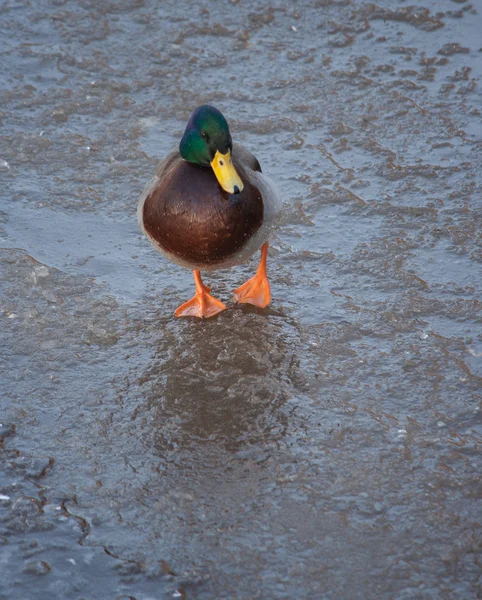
left=210, top=150, right=244, bottom=194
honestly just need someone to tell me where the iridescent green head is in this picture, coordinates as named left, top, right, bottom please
left=179, top=105, right=243, bottom=194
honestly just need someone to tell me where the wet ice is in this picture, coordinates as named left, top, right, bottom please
left=1, top=1, right=482, bottom=599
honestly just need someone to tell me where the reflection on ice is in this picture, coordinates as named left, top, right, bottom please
left=135, top=311, right=301, bottom=452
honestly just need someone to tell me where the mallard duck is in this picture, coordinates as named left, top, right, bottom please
left=137, top=105, right=281, bottom=318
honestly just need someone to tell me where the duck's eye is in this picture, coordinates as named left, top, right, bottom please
left=219, top=160, right=224, bottom=166
left=200, top=131, right=208, bottom=140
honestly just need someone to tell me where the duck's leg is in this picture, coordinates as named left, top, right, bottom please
left=233, top=242, right=271, bottom=308
left=174, top=270, right=226, bottom=319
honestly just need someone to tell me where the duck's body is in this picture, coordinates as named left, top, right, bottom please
left=138, top=143, right=280, bottom=271
left=137, top=105, right=281, bottom=318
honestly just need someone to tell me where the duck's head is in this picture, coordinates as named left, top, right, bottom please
left=179, top=105, right=244, bottom=195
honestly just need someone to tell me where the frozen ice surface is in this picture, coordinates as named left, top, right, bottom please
left=1, top=1, right=482, bottom=599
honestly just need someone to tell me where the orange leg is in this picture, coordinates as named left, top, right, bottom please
left=174, top=270, right=226, bottom=319
left=233, top=242, right=271, bottom=308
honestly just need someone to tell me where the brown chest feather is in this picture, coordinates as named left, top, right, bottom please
left=142, top=161, right=263, bottom=265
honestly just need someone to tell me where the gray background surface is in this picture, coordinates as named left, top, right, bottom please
left=1, top=1, right=481, bottom=598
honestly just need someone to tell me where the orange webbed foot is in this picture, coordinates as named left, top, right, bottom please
left=174, top=270, right=226, bottom=319
left=233, top=242, right=271, bottom=309
left=233, top=276, right=271, bottom=308
left=174, top=293, right=226, bottom=318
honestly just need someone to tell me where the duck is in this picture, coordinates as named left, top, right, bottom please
left=137, top=105, right=281, bottom=319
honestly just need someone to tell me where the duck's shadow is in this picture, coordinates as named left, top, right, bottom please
left=135, top=308, right=301, bottom=456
